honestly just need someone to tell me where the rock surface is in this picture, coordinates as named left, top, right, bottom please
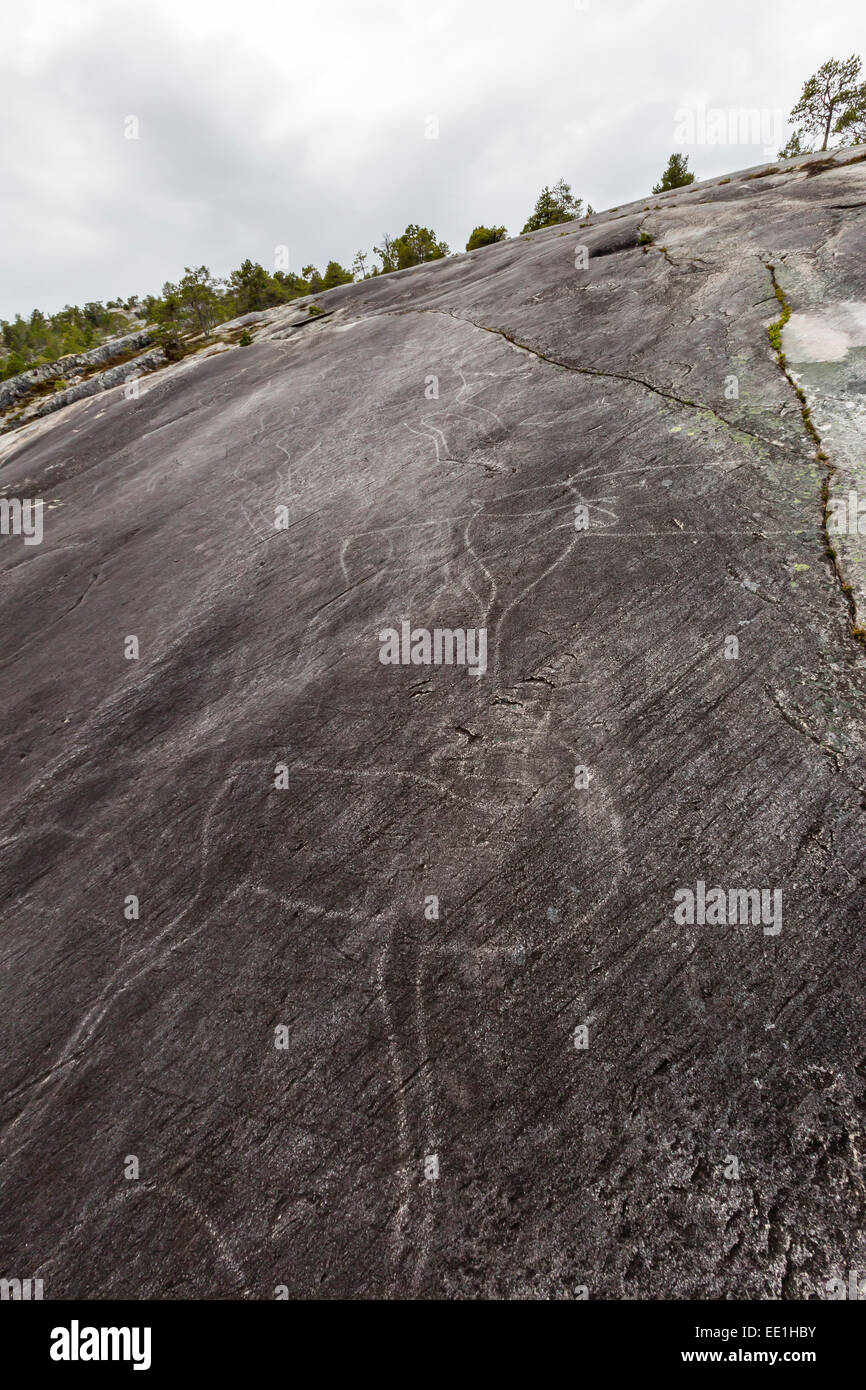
left=1, top=149, right=865, bottom=1301
left=0, top=329, right=154, bottom=411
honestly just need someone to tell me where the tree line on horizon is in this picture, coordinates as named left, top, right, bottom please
left=0, top=180, right=591, bottom=378
left=3, top=52, right=864, bottom=383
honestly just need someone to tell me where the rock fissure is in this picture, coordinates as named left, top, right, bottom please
left=395, top=304, right=779, bottom=453
left=764, top=261, right=866, bottom=655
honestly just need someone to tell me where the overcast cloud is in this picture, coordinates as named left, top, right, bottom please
left=1, top=0, right=862, bottom=317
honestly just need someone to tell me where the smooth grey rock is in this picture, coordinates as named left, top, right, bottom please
left=0, top=148, right=865, bottom=1301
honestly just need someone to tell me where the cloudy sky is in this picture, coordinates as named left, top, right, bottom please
left=1, top=0, right=862, bottom=318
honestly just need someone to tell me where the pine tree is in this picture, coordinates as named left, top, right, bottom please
left=521, top=179, right=582, bottom=233
left=789, top=54, right=862, bottom=151
left=321, top=260, right=354, bottom=289
left=778, top=130, right=808, bottom=159
left=229, top=260, right=273, bottom=313
left=465, top=225, right=507, bottom=251
left=391, top=225, right=450, bottom=269
left=373, top=234, right=397, bottom=274
left=301, top=265, right=324, bottom=294
left=652, top=153, right=696, bottom=194
left=834, top=80, right=866, bottom=145
left=175, top=266, right=223, bottom=337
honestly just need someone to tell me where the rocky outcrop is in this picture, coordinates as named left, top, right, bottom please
left=1, top=147, right=865, bottom=1301
left=0, top=328, right=153, bottom=409
left=13, top=348, right=167, bottom=426
left=0, top=316, right=285, bottom=433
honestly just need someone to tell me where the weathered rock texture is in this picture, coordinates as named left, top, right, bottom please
left=1, top=148, right=865, bottom=1301
left=0, top=329, right=154, bottom=411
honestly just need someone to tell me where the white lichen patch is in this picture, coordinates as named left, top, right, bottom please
left=783, top=301, right=866, bottom=362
